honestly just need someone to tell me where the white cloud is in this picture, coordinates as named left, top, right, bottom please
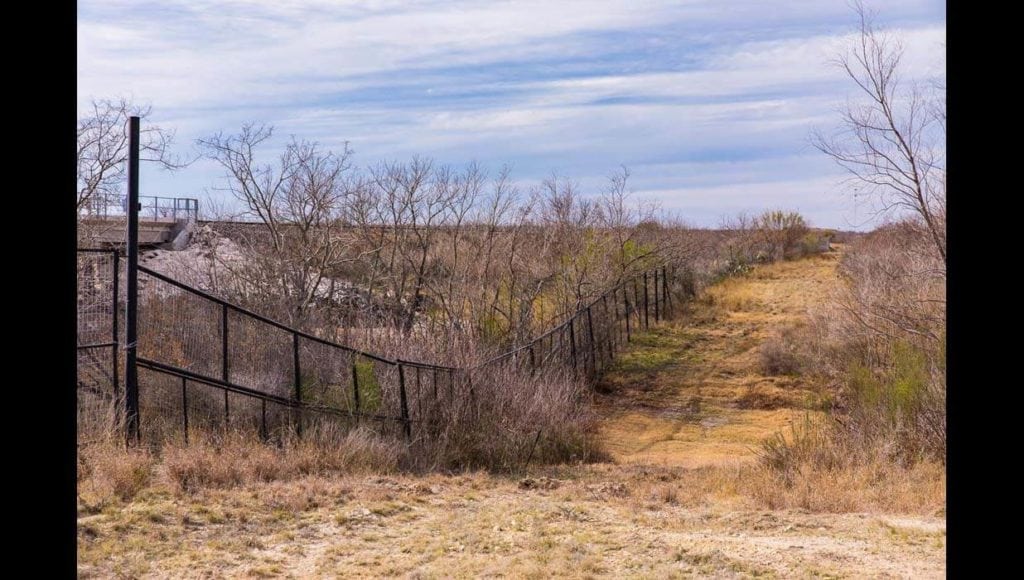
left=78, top=0, right=945, bottom=228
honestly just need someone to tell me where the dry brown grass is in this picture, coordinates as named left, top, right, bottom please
left=77, top=459, right=945, bottom=578
left=161, top=426, right=399, bottom=495
left=76, top=426, right=398, bottom=512
left=759, top=328, right=803, bottom=376
left=78, top=444, right=155, bottom=504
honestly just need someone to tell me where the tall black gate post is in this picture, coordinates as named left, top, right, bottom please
left=124, top=116, right=141, bottom=446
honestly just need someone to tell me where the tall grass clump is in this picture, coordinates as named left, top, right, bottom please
left=407, top=364, right=604, bottom=472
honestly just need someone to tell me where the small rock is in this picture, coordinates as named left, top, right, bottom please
left=519, top=477, right=560, bottom=490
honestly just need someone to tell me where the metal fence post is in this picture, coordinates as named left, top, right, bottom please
left=260, top=399, right=268, bottom=442
left=351, top=358, right=361, bottom=415
left=181, top=377, right=189, bottom=444
left=221, top=304, right=229, bottom=382
left=293, top=332, right=302, bottom=438
left=222, top=304, right=230, bottom=429
left=398, top=364, right=411, bottom=440
left=124, top=116, right=141, bottom=446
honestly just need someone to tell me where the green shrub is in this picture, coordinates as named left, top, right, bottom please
left=843, top=340, right=943, bottom=462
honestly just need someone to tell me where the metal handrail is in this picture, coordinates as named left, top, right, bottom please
left=79, top=193, right=199, bottom=223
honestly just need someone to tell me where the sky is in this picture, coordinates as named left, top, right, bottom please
left=77, top=0, right=946, bottom=229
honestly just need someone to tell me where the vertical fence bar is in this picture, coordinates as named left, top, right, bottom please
left=293, top=332, right=302, bottom=438
left=111, top=251, right=120, bottom=400
left=529, top=344, right=536, bottom=376
left=260, top=399, right=268, bottom=442
left=433, top=367, right=438, bottom=401
left=181, top=376, right=189, bottom=444
left=221, top=304, right=230, bottom=427
left=221, top=304, right=229, bottom=382
left=398, top=364, right=411, bottom=440
left=124, top=115, right=141, bottom=446
left=352, top=358, right=361, bottom=415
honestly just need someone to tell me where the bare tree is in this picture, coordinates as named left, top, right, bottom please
left=198, top=124, right=360, bottom=326
left=77, top=98, right=187, bottom=212
left=600, top=166, right=659, bottom=278
left=813, top=1, right=946, bottom=266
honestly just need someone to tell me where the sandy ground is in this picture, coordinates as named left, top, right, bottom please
left=78, top=250, right=946, bottom=578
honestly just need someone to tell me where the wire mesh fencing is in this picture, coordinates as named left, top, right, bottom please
left=77, top=249, right=121, bottom=441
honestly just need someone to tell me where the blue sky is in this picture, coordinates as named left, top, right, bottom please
left=78, top=0, right=945, bottom=229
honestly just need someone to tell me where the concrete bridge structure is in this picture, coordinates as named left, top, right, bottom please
left=78, top=194, right=199, bottom=249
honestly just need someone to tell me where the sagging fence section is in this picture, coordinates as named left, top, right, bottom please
left=134, top=265, right=461, bottom=443
left=77, top=247, right=683, bottom=445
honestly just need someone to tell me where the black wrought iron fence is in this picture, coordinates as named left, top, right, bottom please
left=473, top=266, right=677, bottom=380
left=132, top=265, right=463, bottom=443
left=77, top=245, right=682, bottom=445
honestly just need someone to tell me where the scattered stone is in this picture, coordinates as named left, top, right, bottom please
left=586, top=482, right=630, bottom=498
left=519, top=477, right=561, bottom=490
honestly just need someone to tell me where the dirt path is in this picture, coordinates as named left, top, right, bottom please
left=595, top=252, right=840, bottom=467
